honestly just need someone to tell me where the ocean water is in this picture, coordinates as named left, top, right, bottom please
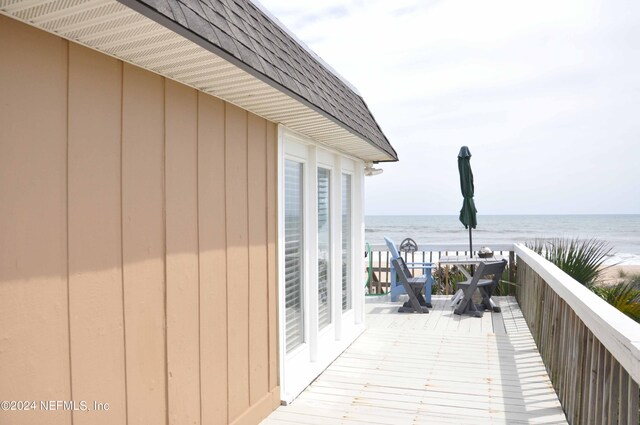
left=365, top=215, right=640, bottom=265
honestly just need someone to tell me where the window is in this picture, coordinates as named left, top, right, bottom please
left=284, top=160, right=304, bottom=352
left=342, top=173, right=352, bottom=311
left=317, top=167, right=331, bottom=329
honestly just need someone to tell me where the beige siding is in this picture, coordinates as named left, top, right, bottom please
left=0, top=16, right=279, bottom=425
left=248, top=113, right=270, bottom=406
left=198, top=94, right=229, bottom=425
left=0, top=16, right=71, bottom=425
left=68, top=43, right=126, bottom=425
left=225, top=103, right=251, bottom=422
left=266, top=123, right=279, bottom=399
left=122, top=62, right=167, bottom=425
left=165, top=79, right=201, bottom=425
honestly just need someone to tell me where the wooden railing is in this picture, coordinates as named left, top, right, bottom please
left=515, top=244, right=640, bottom=424
left=365, top=243, right=515, bottom=295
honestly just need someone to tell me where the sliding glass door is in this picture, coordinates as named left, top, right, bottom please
left=279, top=129, right=365, bottom=403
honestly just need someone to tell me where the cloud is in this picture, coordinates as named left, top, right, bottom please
left=257, top=0, right=640, bottom=215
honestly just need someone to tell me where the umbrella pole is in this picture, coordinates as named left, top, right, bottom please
left=469, top=227, right=473, bottom=256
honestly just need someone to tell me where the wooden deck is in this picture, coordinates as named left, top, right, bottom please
left=262, top=296, right=568, bottom=424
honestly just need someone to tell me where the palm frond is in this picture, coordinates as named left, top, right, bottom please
left=594, top=281, right=640, bottom=323
left=526, top=237, right=613, bottom=287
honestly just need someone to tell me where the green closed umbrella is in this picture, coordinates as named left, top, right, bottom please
left=458, top=146, right=477, bottom=255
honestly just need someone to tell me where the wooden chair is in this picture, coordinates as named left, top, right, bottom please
left=391, top=257, right=429, bottom=314
left=453, top=259, right=507, bottom=317
left=385, top=236, right=434, bottom=305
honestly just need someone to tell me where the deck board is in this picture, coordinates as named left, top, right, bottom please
left=262, top=296, right=568, bottom=424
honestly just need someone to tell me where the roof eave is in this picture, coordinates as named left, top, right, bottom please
left=119, top=0, right=397, bottom=161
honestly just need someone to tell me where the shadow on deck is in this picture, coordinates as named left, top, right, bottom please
left=262, top=296, right=568, bottom=424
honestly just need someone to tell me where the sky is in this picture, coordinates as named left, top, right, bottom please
left=256, top=0, right=640, bottom=216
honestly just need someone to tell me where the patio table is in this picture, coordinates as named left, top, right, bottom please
left=439, top=255, right=505, bottom=312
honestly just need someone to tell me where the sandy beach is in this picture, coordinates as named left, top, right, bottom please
left=601, top=264, right=640, bottom=285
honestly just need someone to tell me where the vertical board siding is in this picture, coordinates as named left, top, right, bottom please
left=165, top=80, right=201, bottom=425
left=266, top=123, right=279, bottom=396
left=248, top=114, right=270, bottom=405
left=122, top=63, right=168, bottom=425
left=0, top=17, right=278, bottom=425
left=517, top=260, right=640, bottom=424
left=68, top=43, right=126, bottom=425
left=0, top=16, right=71, bottom=425
left=198, top=93, right=229, bottom=425
left=225, top=104, right=251, bottom=421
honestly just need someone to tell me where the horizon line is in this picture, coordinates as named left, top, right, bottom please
left=365, top=213, right=640, bottom=216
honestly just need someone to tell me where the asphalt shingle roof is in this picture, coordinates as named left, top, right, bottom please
left=131, top=0, right=398, bottom=161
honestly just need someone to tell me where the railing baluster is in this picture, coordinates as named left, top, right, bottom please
left=509, top=250, right=516, bottom=283
left=383, top=251, right=388, bottom=294
left=627, top=378, right=638, bottom=425
left=607, top=357, right=620, bottom=425
left=582, top=329, right=594, bottom=424
left=377, top=250, right=382, bottom=294
left=576, top=319, right=587, bottom=424
left=619, top=371, right=629, bottom=425
left=600, top=344, right=611, bottom=425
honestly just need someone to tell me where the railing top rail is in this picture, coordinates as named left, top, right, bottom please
left=367, top=243, right=516, bottom=252
left=515, top=243, right=640, bottom=384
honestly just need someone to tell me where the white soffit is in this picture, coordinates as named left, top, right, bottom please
left=0, top=0, right=392, bottom=162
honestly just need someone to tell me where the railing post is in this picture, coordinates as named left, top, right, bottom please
left=509, top=250, right=515, bottom=285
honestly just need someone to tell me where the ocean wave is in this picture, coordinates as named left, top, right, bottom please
left=605, top=253, right=640, bottom=266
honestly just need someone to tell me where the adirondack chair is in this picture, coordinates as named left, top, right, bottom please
left=391, top=257, right=429, bottom=313
left=453, top=260, right=507, bottom=318
left=384, top=237, right=434, bottom=305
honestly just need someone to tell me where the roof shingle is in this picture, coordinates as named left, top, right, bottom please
left=133, top=0, right=397, bottom=160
